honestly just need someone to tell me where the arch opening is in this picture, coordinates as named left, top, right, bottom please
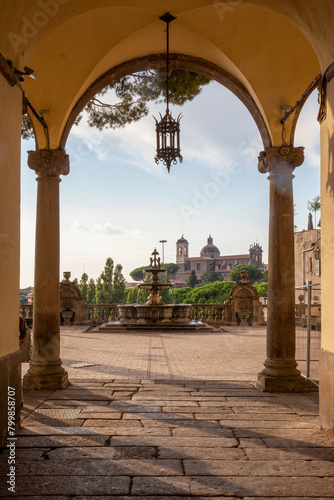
left=59, top=54, right=272, bottom=151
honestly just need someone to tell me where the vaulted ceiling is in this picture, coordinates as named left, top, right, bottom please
left=2, top=0, right=332, bottom=148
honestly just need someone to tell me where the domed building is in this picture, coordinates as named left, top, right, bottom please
left=200, top=235, right=221, bottom=259
left=175, top=235, right=266, bottom=284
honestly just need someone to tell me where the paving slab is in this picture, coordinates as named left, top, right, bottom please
left=157, top=447, right=247, bottom=460
left=187, top=476, right=334, bottom=497
left=6, top=458, right=183, bottom=477
left=14, top=436, right=109, bottom=448
left=108, top=436, right=239, bottom=447
left=243, top=447, right=334, bottom=461
left=47, top=446, right=157, bottom=460
left=275, top=393, right=320, bottom=415
left=183, top=459, right=334, bottom=476
left=0, top=476, right=130, bottom=496
left=39, top=400, right=111, bottom=408
left=72, top=497, right=238, bottom=500
left=219, top=420, right=315, bottom=429
left=121, top=412, right=193, bottom=420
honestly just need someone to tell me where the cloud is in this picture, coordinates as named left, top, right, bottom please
left=72, top=221, right=126, bottom=235
left=67, top=80, right=263, bottom=178
left=71, top=221, right=143, bottom=237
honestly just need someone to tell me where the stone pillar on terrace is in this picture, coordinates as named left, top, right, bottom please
left=257, top=145, right=306, bottom=392
left=23, top=149, right=70, bottom=391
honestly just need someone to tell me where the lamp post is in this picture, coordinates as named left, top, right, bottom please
left=159, top=239, right=167, bottom=265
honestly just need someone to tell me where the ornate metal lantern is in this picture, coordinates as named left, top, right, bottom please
left=154, top=13, right=183, bottom=173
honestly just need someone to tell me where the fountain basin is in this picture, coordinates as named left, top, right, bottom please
left=98, top=303, right=215, bottom=332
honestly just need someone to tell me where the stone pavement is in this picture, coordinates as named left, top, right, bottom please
left=22, top=325, right=269, bottom=381
left=1, top=325, right=332, bottom=499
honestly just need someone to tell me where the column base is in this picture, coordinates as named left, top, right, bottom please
left=23, top=367, right=69, bottom=391
left=319, top=349, right=334, bottom=434
left=256, top=371, right=307, bottom=392
left=256, top=357, right=307, bottom=392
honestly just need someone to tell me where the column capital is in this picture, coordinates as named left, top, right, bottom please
left=28, top=148, right=70, bottom=178
left=258, top=145, right=304, bottom=174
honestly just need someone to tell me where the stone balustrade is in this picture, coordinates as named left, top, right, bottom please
left=190, top=304, right=226, bottom=324
left=20, top=304, right=33, bottom=319
left=85, top=305, right=119, bottom=324
left=20, top=302, right=269, bottom=326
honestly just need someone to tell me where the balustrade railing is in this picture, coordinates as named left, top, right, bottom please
left=20, top=302, right=271, bottom=326
left=20, top=304, right=33, bottom=318
left=190, top=304, right=226, bottom=324
left=86, top=305, right=119, bottom=324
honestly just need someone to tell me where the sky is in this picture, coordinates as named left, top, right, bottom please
left=20, top=80, right=320, bottom=288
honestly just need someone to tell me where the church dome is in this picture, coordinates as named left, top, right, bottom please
left=200, top=235, right=220, bottom=258
left=176, top=234, right=188, bottom=244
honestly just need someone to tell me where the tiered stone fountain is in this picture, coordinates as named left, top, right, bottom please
left=98, top=248, right=213, bottom=332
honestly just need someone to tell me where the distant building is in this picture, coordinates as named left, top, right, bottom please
left=174, top=235, right=266, bottom=284
left=294, top=227, right=321, bottom=304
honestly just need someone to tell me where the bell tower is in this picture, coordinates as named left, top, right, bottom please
left=249, top=242, right=263, bottom=268
left=176, top=235, right=189, bottom=266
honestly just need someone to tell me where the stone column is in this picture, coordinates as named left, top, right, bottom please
left=257, top=145, right=306, bottom=392
left=23, top=149, right=70, bottom=391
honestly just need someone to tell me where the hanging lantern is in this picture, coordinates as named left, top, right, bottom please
left=153, top=13, right=183, bottom=173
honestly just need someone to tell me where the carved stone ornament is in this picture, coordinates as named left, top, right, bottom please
left=28, top=148, right=70, bottom=177
left=258, top=146, right=304, bottom=174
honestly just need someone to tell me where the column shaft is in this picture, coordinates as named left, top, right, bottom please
left=23, top=149, right=69, bottom=391
left=267, top=166, right=296, bottom=363
left=257, top=146, right=306, bottom=392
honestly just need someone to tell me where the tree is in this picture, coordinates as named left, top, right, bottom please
left=199, top=260, right=222, bottom=285
left=100, top=257, right=114, bottom=303
left=186, top=270, right=199, bottom=288
left=254, top=282, right=268, bottom=298
left=78, top=272, right=89, bottom=302
left=130, top=266, right=146, bottom=282
left=307, top=195, right=321, bottom=229
left=87, top=278, right=96, bottom=304
left=187, top=281, right=236, bottom=304
left=95, top=276, right=104, bottom=305
left=260, top=269, right=268, bottom=283
left=172, top=287, right=193, bottom=304
left=22, top=70, right=210, bottom=139
left=20, top=286, right=33, bottom=305
left=72, top=258, right=127, bottom=304
left=229, top=264, right=263, bottom=282
left=157, top=270, right=172, bottom=304
left=126, top=286, right=147, bottom=304
left=163, top=263, right=179, bottom=277
left=130, top=262, right=179, bottom=282
left=113, top=263, right=126, bottom=303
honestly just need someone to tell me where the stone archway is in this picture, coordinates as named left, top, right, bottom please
left=59, top=53, right=272, bottom=151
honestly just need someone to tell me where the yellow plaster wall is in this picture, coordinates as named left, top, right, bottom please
left=0, top=78, right=22, bottom=358
left=320, top=79, right=334, bottom=353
